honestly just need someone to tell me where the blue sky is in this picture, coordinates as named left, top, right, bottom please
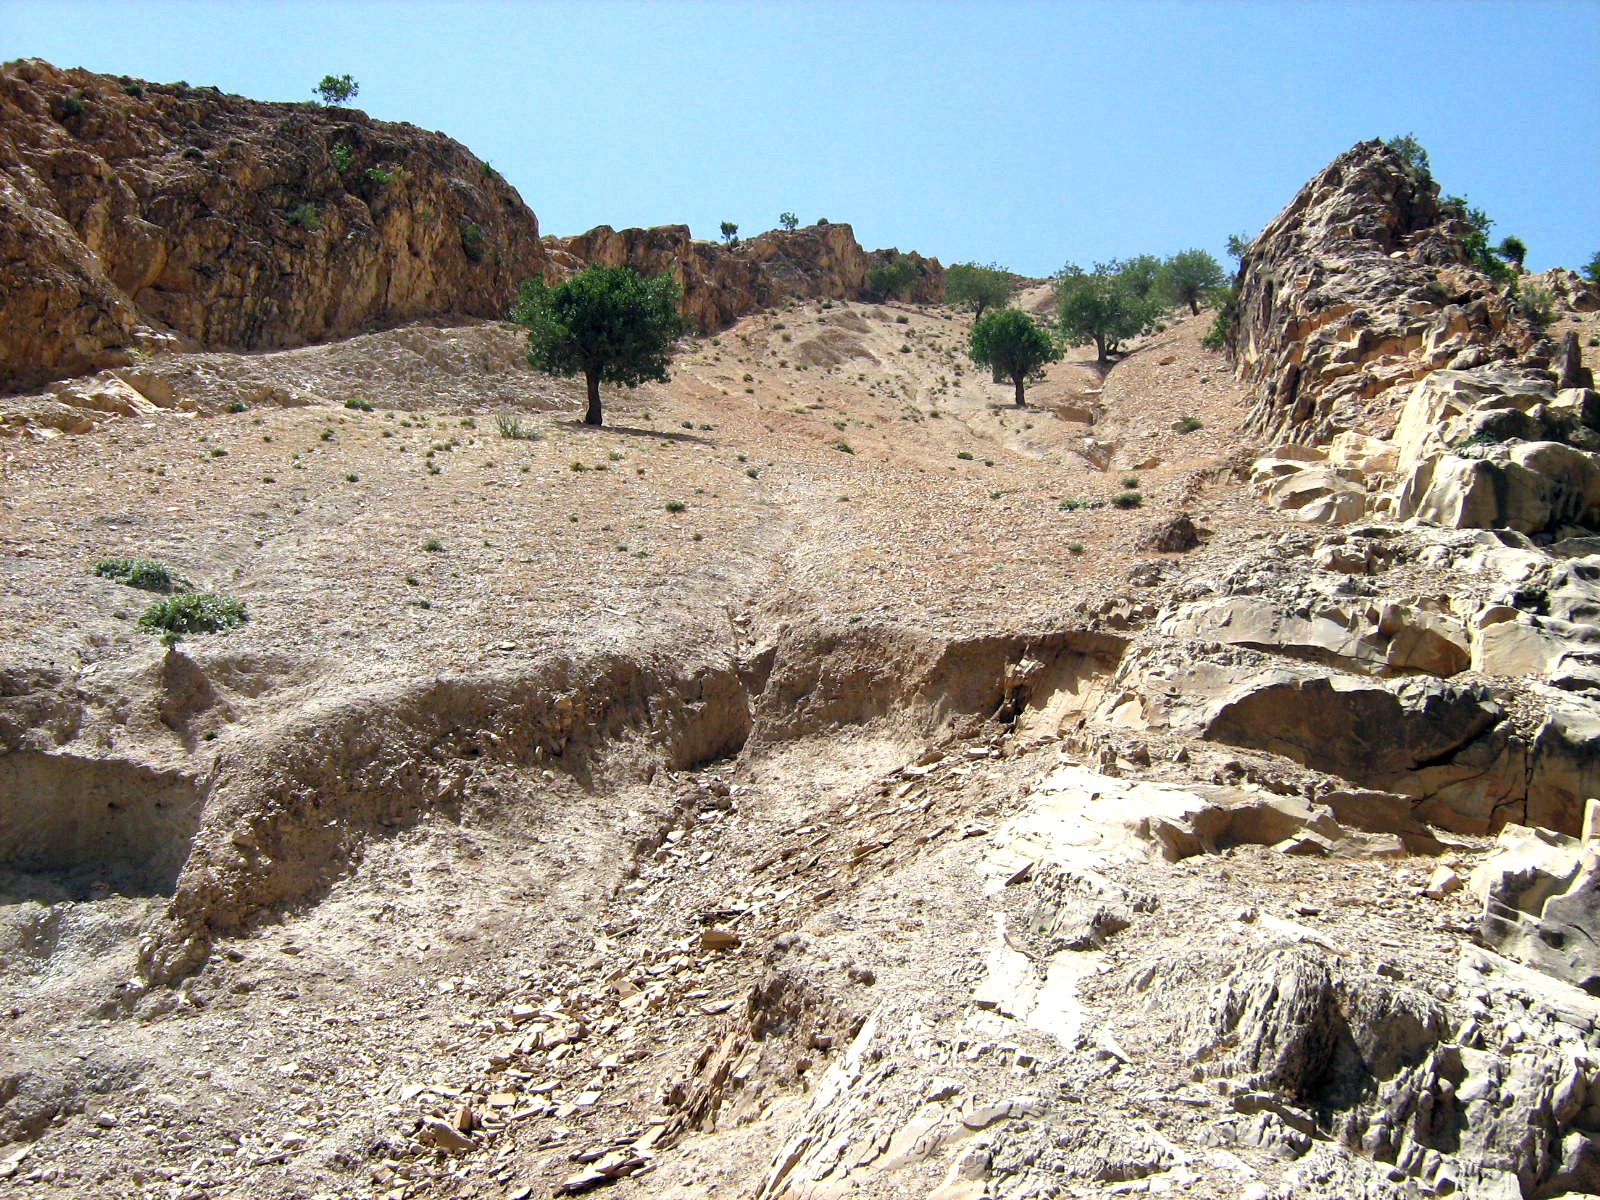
left=4, top=0, right=1597, bottom=275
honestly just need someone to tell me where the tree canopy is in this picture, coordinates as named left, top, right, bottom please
left=510, top=266, right=683, bottom=427
left=314, top=74, right=358, bottom=105
left=1053, top=261, right=1160, bottom=364
left=968, top=308, right=1058, bottom=407
left=778, top=212, right=798, bottom=231
left=719, top=221, right=739, bottom=247
left=866, top=253, right=920, bottom=301
left=943, top=263, right=1015, bottom=320
left=1156, top=249, right=1226, bottom=315
left=1496, top=236, right=1528, bottom=269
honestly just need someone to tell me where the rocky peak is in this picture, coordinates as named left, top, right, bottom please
left=0, top=58, right=548, bottom=392
left=1231, top=139, right=1538, bottom=443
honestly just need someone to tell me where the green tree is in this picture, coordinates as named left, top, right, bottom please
left=314, top=74, right=359, bottom=105
left=866, top=253, right=919, bottom=301
left=1497, top=235, right=1527, bottom=270
left=1444, top=195, right=1515, bottom=285
left=968, top=308, right=1059, bottom=407
left=943, top=262, right=1015, bottom=320
left=1586, top=251, right=1600, bottom=285
left=1225, top=233, right=1251, bottom=262
left=1115, top=254, right=1163, bottom=301
left=719, top=221, right=739, bottom=247
left=778, top=212, right=799, bottom=231
left=1156, top=249, right=1226, bottom=315
left=510, top=266, right=683, bottom=427
left=1385, top=132, right=1430, bottom=180
left=1054, top=262, right=1160, bottom=364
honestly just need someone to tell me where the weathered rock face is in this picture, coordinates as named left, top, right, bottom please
left=547, top=221, right=943, bottom=335
left=0, top=59, right=547, bottom=392
left=1231, top=140, right=1536, bottom=444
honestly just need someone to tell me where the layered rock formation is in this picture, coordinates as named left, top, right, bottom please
left=547, top=221, right=943, bottom=335
left=1231, top=139, right=1538, bottom=444
left=0, top=59, right=547, bottom=391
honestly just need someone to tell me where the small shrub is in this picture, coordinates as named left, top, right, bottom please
left=1059, top=497, right=1104, bottom=511
left=365, top=166, right=393, bottom=185
left=286, top=202, right=321, bottom=231
left=496, top=413, right=540, bottom=440
left=344, top=472, right=359, bottom=482
left=1112, top=491, right=1143, bottom=509
left=1517, top=284, right=1558, bottom=330
left=330, top=142, right=354, bottom=173
left=121, top=82, right=144, bottom=98
left=226, top=401, right=247, bottom=413
left=664, top=500, right=686, bottom=513
left=460, top=220, right=486, bottom=262
left=320, top=427, right=334, bottom=441
left=832, top=441, right=854, bottom=454
left=421, top=537, right=443, bottom=552
left=344, top=397, right=373, bottom=411
left=1173, top=415, right=1203, bottom=433
left=1121, top=476, right=1140, bottom=488
left=60, top=92, right=85, bottom=118
left=746, top=467, right=759, bottom=478
left=138, top=593, right=246, bottom=645
left=94, top=557, right=179, bottom=593
left=956, top=451, right=974, bottom=460
left=1068, top=541, right=1085, bottom=554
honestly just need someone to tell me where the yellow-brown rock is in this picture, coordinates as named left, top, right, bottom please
left=0, top=59, right=548, bottom=391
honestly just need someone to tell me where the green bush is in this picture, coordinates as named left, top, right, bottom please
left=460, top=220, right=486, bottom=262
left=867, top=254, right=919, bottom=301
left=314, top=74, right=358, bottom=105
left=121, top=82, right=144, bottom=98
left=60, top=92, right=85, bottom=118
left=664, top=500, right=686, bottom=512
left=1174, top=416, right=1203, bottom=433
left=365, top=166, right=393, bottom=185
left=138, top=593, right=246, bottom=645
left=286, top=202, right=321, bottom=231
left=344, top=397, right=373, bottom=411
left=1112, top=491, right=1143, bottom=509
left=330, top=142, right=354, bottom=173
left=94, top=557, right=180, bottom=593
left=1517, top=283, right=1558, bottom=329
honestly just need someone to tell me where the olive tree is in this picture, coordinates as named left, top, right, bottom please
left=1156, top=249, right=1226, bottom=315
left=968, top=308, right=1059, bottom=407
left=1054, top=261, right=1160, bottom=364
left=779, top=212, right=799, bottom=231
left=510, top=266, right=683, bottom=427
left=719, top=221, right=739, bottom=247
left=943, top=263, right=1015, bottom=320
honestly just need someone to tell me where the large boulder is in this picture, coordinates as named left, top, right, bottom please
left=1397, top=442, right=1600, bottom=536
left=1472, top=822, right=1600, bottom=994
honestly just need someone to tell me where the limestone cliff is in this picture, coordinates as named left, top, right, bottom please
left=0, top=59, right=547, bottom=392
left=547, top=221, right=943, bottom=335
left=1230, top=139, right=1538, bottom=443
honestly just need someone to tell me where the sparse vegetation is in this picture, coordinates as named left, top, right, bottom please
left=1112, top=490, right=1144, bottom=509
left=421, top=537, right=443, bottom=552
left=778, top=212, right=798, bottom=231
left=138, top=593, right=246, bottom=646
left=720, top=221, right=739, bottom=247
left=664, top=500, right=686, bottom=513
left=1174, top=415, right=1204, bottom=433
left=1517, top=283, right=1558, bottom=329
left=510, top=266, right=683, bottom=427
left=365, top=166, right=394, bottom=185
left=94, top=557, right=181, bottom=593
left=330, top=141, right=354, bottom=173
left=1585, top=251, right=1600, bottom=285
left=286, top=202, right=321, bottom=231
left=1497, top=235, right=1527, bottom=270
left=344, top=397, right=373, bottom=411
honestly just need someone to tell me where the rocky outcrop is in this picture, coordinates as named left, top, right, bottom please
left=0, top=59, right=547, bottom=392
left=1230, top=139, right=1537, bottom=444
left=546, top=221, right=943, bottom=335
left=1473, top=819, right=1600, bottom=993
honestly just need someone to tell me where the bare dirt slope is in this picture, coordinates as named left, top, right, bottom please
left=3, top=268, right=1596, bottom=1200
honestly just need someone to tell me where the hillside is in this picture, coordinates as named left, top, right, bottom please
left=1, top=80, right=1600, bottom=1200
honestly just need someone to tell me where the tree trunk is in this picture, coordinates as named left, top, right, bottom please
left=584, top=370, right=602, bottom=427
left=1095, top=334, right=1108, bottom=365
left=1013, top=374, right=1026, bottom=407
left=1188, top=296, right=1201, bottom=316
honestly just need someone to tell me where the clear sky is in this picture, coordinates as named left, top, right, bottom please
left=3, top=0, right=1597, bottom=275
